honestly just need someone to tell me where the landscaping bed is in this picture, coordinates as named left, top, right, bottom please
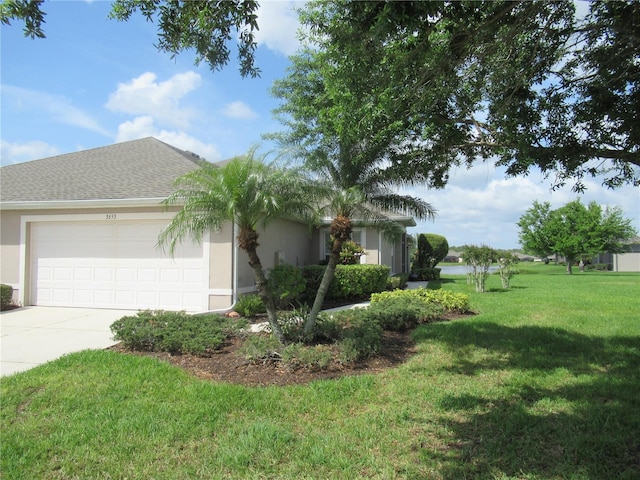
left=109, top=328, right=421, bottom=386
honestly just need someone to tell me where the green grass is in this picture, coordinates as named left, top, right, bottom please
left=2, top=263, right=639, bottom=479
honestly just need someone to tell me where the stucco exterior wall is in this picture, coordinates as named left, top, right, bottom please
left=613, top=252, right=640, bottom=272
left=236, top=218, right=312, bottom=293
left=0, top=211, right=22, bottom=299
left=310, top=225, right=407, bottom=273
left=0, top=206, right=235, bottom=311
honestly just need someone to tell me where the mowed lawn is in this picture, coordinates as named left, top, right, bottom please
left=2, top=264, right=639, bottom=479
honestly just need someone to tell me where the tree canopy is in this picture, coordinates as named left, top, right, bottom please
left=517, top=199, right=637, bottom=274
left=4, top=0, right=639, bottom=187
left=0, top=0, right=261, bottom=77
left=295, top=0, right=639, bottom=191
left=270, top=29, right=437, bottom=333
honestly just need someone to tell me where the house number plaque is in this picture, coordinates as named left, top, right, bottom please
left=105, top=214, right=117, bottom=220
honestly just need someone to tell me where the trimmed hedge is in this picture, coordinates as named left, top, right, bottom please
left=1, top=284, right=13, bottom=309
left=302, top=264, right=390, bottom=300
left=371, top=287, right=471, bottom=313
left=110, top=310, right=244, bottom=355
left=387, top=273, right=409, bottom=290
left=411, top=267, right=441, bottom=281
left=367, top=296, right=444, bottom=331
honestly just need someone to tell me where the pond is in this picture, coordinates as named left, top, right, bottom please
left=438, top=265, right=499, bottom=275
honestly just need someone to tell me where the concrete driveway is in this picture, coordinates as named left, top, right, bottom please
left=0, top=307, right=132, bottom=377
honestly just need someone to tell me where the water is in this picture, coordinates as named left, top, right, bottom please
left=438, top=265, right=499, bottom=275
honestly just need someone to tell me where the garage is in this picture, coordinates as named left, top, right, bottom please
left=29, top=220, right=208, bottom=312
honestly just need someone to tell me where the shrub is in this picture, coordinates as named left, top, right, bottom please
left=339, top=240, right=366, bottom=265
left=309, top=312, right=343, bottom=344
left=368, top=296, right=444, bottom=331
left=386, top=273, right=409, bottom=290
left=302, top=264, right=390, bottom=300
left=238, top=334, right=283, bottom=363
left=412, top=233, right=449, bottom=270
left=277, top=307, right=310, bottom=342
left=585, top=263, right=609, bottom=271
left=266, top=263, right=306, bottom=309
left=411, top=267, right=441, bottom=281
left=320, top=308, right=384, bottom=362
left=335, top=309, right=384, bottom=363
left=1, top=284, right=14, bottom=309
left=234, top=294, right=266, bottom=318
left=110, top=310, right=241, bottom=355
left=281, top=343, right=334, bottom=371
left=371, top=287, right=471, bottom=313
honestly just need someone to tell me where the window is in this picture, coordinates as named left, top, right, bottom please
left=322, top=229, right=364, bottom=261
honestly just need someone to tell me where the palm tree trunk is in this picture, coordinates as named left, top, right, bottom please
left=304, top=214, right=352, bottom=335
left=238, top=228, right=285, bottom=343
left=304, top=246, right=341, bottom=335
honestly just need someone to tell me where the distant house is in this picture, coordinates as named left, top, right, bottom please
left=0, top=138, right=413, bottom=312
left=444, top=250, right=464, bottom=263
left=592, top=237, right=640, bottom=272
left=514, top=252, right=535, bottom=262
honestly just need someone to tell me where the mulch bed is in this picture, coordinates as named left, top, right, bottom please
left=109, top=329, right=418, bottom=387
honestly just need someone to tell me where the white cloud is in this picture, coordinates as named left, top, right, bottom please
left=115, top=116, right=221, bottom=162
left=223, top=101, right=259, bottom=120
left=0, top=140, right=60, bottom=165
left=106, top=72, right=202, bottom=129
left=254, top=1, right=303, bottom=56
left=404, top=163, right=639, bottom=249
left=1, top=85, right=111, bottom=136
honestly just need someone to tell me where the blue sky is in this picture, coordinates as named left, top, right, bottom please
left=2, top=0, right=638, bottom=249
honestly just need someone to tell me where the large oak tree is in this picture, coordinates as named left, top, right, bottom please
left=1, top=0, right=261, bottom=77
left=517, top=200, right=636, bottom=274
left=296, top=0, right=639, bottom=191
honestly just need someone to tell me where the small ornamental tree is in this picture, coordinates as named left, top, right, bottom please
left=462, top=245, right=496, bottom=293
left=496, top=250, right=519, bottom=289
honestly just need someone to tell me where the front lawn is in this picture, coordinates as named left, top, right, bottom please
left=2, top=263, right=639, bottom=479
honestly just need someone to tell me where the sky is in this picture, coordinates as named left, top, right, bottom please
left=2, top=0, right=638, bottom=249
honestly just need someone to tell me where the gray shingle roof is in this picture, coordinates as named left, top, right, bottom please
left=0, top=137, right=209, bottom=203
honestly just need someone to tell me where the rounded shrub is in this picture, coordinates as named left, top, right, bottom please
left=329, top=308, right=383, bottom=362
left=110, top=310, right=240, bottom=355
left=234, top=294, right=266, bottom=318
left=368, top=296, right=444, bottom=331
left=1, top=284, right=14, bottom=310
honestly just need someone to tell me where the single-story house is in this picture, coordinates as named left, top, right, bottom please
left=592, top=237, right=640, bottom=272
left=0, top=137, right=413, bottom=312
left=443, top=250, right=464, bottom=263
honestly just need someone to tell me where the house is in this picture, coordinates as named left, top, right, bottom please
left=592, top=237, right=640, bottom=272
left=0, top=138, right=413, bottom=312
left=443, top=250, right=464, bottom=263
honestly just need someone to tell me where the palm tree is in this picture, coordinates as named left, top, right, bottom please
left=303, top=144, right=437, bottom=335
left=270, top=45, right=439, bottom=335
left=158, top=149, right=315, bottom=343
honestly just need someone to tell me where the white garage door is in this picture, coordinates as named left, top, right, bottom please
left=30, top=220, right=207, bottom=312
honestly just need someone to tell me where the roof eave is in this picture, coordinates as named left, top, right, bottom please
left=318, top=215, right=416, bottom=227
left=0, top=197, right=176, bottom=211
